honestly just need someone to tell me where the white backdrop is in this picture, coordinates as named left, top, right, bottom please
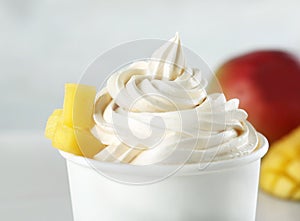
left=1, top=0, right=299, bottom=131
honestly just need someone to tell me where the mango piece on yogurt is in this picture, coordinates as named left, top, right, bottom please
left=52, top=118, right=105, bottom=158
left=45, top=83, right=105, bottom=157
left=45, top=109, right=63, bottom=139
left=260, top=126, right=300, bottom=200
left=63, top=83, right=97, bottom=128
left=52, top=119, right=82, bottom=156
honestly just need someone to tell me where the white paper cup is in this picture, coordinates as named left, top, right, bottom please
left=60, top=133, right=268, bottom=221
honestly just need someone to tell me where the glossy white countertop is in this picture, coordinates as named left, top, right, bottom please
left=0, top=132, right=299, bottom=221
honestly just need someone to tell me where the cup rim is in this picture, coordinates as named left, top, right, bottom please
left=59, top=133, right=268, bottom=177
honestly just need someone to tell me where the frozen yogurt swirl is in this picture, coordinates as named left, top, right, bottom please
left=92, top=33, right=258, bottom=165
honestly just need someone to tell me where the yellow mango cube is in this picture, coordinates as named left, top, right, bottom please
left=272, top=176, right=295, bottom=199
left=45, top=83, right=106, bottom=158
left=52, top=121, right=82, bottom=156
left=52, top=119, right=105, bottom=158
left=260, top=171, right=277, bottom=193
left=45, top=109, right=63, bottom=139
left=63, top=83, right=96, bottom=128
left=262, top=153, right=287, bottom=172
left=286, top=160, right=300, bottom=182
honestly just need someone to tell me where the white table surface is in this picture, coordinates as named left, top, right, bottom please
left=1, top=132, right=299, bottom=221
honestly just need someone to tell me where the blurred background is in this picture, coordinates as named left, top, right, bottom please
left=1, top=0, right=300, bottom=220
left=1, top=0, right=300, bottom=131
